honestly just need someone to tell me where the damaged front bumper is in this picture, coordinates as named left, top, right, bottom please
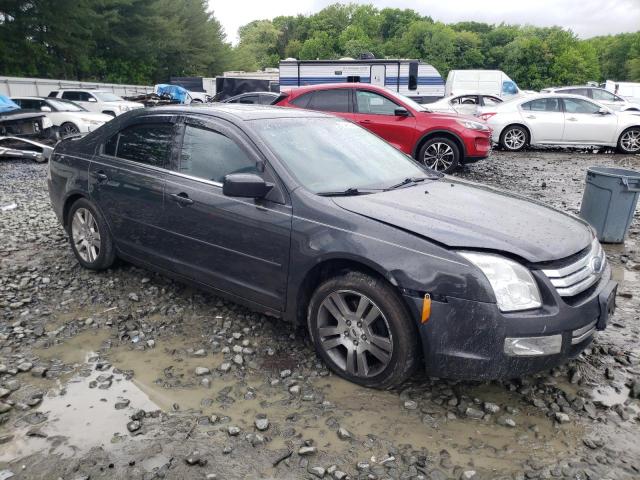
left=403, top=265, right=616, bottom=380
left=0, top=136, right=55, bottom=163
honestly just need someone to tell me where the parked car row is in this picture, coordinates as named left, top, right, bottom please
left=48, top=103, right=617, bottom=388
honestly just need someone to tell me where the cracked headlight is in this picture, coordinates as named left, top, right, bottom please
left=457, top=119, right=489, bottom=131
left=459, top=252, right=542, bottom=312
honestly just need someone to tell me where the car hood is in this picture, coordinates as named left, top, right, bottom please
left=332, top=178, right=592, bottom=263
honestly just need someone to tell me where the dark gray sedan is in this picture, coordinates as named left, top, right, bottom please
left=48, top=105, right=617, bottom=388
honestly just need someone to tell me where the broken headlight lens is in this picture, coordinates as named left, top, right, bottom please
left=459, top=252, right=542, bottom=312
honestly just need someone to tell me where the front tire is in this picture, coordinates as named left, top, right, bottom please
left=60, top=122, right=80, bottom=138
left=67, top=198, right=116, bottom=270
left=617, top=127, right=640, bottom=154
left=418, top=137, right=460, bottom=173
left=500, top=125, right=529, bottom=151
left=307, top=271, right=418, bottom=389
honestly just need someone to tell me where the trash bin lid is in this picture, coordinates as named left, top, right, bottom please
left=587, top=166, right=640, bottom=179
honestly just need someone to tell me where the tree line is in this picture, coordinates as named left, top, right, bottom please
left=1, top=1, right=638, bottom=90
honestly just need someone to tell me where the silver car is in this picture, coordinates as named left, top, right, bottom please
left=541, top=86, right=640, bottom=112
left=428, top=93, right=503, bottom=116
left=479, top=93, right=640, bottom=153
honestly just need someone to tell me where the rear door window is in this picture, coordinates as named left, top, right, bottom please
left=591, top=89, right=617, bottom=102
left=177, top=125, right=257, bottom=183
left=307, top=89, right=350, bottom=113
left=105, top=122, right=174, bottom=168
left=290, top=92, right=313, bottom=108
left=521, top=98, right=561, bottom=112
left=61, top=91, right=82, bottom=101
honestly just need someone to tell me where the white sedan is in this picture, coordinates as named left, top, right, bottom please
left=479, top=94, right=640, bottom=154
left=428, top=93, right=503, bottom=116
left=11, top=96, right=113, bottom=137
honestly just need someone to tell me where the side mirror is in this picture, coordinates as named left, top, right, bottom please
left=597, top=107, right=610, bottom=115
left=87, top=97, right=97, bottom=103
left=40, top=106, right=52, bottom=112
left=223, top=173, right=273, bottom=198
left=395, top=107, right=410, bottom=117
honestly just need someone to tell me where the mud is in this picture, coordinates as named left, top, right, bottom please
left=1, top=149, right=639, bottom=479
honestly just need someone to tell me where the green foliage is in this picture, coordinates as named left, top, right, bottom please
left=0, top=1, right=637, bottom=87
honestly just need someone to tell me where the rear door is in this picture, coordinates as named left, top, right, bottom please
left=160, top=116, right=292, bottom=310
left=89, top=114, right=177, bottom=262
left=520, top=97, right=564, bottom=142
left=371, top=65, right=386, bottom=87
left=62, top=91, right=99, bottom=112
left=450, top=95, right=480, bottom=116
left=353, top=89, right=417, bottom=153
left=303, top=88, right=354, bottom=121
left=561, top=97, right=617, bottom=143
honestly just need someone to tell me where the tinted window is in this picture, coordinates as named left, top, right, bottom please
left=235, top=95, right=259, bottom=104
left=48, top=91, right=58, bottom=98
left=502, top=81, right=517, bottom=95
left=307, top=89, right=350, bottom=113
left=258, top=94, right=276, bottom=105
left=178, top=125, right=257, bottom=183
left=61, top=91, right=93, bottom=102
left=408, top=62, right=418, bottom=91
left=105, top=123, right=174, bottom=167
left=522, top=98, right=561, bottom=112
left=291, top=92, right=313, bottom=108
left=356, top=90, right=400, bottom=115
left=563, top=98, right=601, bottom=114
left=565, top=88, right=589, bottom=97
left=591, top=89, right=617, bottom=102
left=15, top=99, right=43, bottom=110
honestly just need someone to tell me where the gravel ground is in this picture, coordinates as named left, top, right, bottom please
left=0, top=149, right=639, bottom=480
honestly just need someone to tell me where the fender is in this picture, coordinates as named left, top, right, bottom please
left=412, top=129, right=468, bottom=158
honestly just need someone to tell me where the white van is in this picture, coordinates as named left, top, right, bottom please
left=445, top=70, right=520, bottom=98
left=604, top=80, right=640, bottom=104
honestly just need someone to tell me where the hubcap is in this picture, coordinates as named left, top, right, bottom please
left=504, top=128, right=526, bottom=150
left=71, top=208, right=101, bottom=263
left=423, top=142, right=454, bottom=171
left=317, top=290, right=393, bottom=378
left=621, top=129, right=640, bottom=152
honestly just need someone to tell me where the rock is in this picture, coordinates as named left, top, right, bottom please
left=127, top=420, right=141, bottom=432
left=461, top=470, right=477, bottom=480
left=555, top=412, right=570, bottom=424
left=115, top=398, right=130, bottom=410
left=289, top=385, right=301, bottom=395
left=128, top=292, right=139, bottom=302
left=195, top=367, right=210, bottom=376
left=332, top=471, right=348, bottom=480
left=280, top=369, right=292, bottom=378
left=484, top=402, right=500, bottom=414
left=0, top=389, right=10, bottom=399
left=255, top=416, right=269, bottom=431
left=308, top=466, right=326, bottom=478
left=0, top=434, right=13, bottom=445
left=630, top=380, right=640, bottom=399
left=193, top=349, right=206, bottom=357
left=465, top=407, right=485, bottom=419
left=185, top=452, right=208, bottom=466
left=227, top=425, right=241, bottom=436
left=219, top=362, right=231, bottom=373
left=232, top=354, right=243, bottom=365
left=298, top=446, right=317, bottom=456
left=404, top=400, right=418, bottom=410
left=497, top=415, right=516, bottom=427
left=30, top=366, right=48, bottom=377
left=337, top=427, right=352, bottom=440
left=16, top=362, right=32, bottom=372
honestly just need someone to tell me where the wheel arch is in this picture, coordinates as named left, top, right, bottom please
left=618, top=125, right=640, bottom=153
left=500, top=123, right=531, bottom=144
left=62, top=192, right=89, bottom=228
left=412, top=129, right=466, bottom=160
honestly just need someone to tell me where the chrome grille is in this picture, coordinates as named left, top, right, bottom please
left=542, top=240, right=606, bottom=297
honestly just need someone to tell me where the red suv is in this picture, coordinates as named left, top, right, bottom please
left=275, top=83, right=491, bottom=173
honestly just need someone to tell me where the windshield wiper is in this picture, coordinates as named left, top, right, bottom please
left=385, top=176, right=429, bottom=191
left=317, top=187, right=378, bottom=197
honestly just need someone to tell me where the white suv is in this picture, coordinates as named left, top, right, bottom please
left=541, top=86, right=640, bottom=112
left=48, top=89, right=144, bottom=117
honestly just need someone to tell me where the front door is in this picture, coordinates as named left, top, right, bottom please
left=353, top=89, right=417, bottom=154
left=161, top=116, right=292, bottom=310
left=371, top=65, right=385, bottom=87
left=561, top=97, right=617, bottom=144
left=89, top=115, right=177, bottom=261
left=520, top=97, right=565, bottom=143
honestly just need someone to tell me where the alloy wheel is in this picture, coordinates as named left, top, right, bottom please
left=61, top=123, right=80, bottom=137
left=504, top=128, right=526, bottom=150
left=423, top=142, right=454, bottom=171
left=71, top=208, right=101, bottom=263
left=621, top=129, right=640, bottom=152
left=317, top=290, right=393, bottom=378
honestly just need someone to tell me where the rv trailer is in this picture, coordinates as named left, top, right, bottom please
left=279, top=58, right=445, bottom=103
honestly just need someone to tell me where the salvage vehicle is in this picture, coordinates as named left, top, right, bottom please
left=1, top=95, right=55, bottom=140
left=12, top=96, right=112, bottom=137
left=48, top=104, right=617, bottom=388
left=480, top=93, right=640, bottom=153
left=541, top=86, right=640, bottom=112
left=445, top=70, right=521, bottom=98
left=275, top=83, right=491, bottom=173
left=427, top=93, right=503, bottom=116
left=48, top=89, right=143, bottom=117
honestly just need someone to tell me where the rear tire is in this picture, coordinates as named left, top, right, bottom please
left=617, top=127, right=640, bottom=154
left=67, top=198, right=116, bottom=270
left=307, top=271, right=418, bottom=389
left=418, top=137, right=460, bottom=173
left=500, top=125, right=529, bottom=151
left=60, top=122, right=80, bottom=138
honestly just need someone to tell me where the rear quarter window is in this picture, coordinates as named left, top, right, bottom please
left=290, top=92, right=313, bottom=108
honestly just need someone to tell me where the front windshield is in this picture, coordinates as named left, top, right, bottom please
left=46, top=99, right=86, bottom=112
left=384, top=89, right=429, bottom=111
left=252, top=117, right=429, bottom=193
left=93, top=92, right=124, bottom=102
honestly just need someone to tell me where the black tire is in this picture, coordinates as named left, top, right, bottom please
left=60, top=122, right=80, bottom=138
left=499, top=125, right=529, bottom=151
left=307, top=271, right=419, bottom=389
left=617, top=127, right=640, bottom=154
left=103, top=111, right=116, bottom=118
left=417, top=137, right=460, bottom=173
left=66, top=198, right=116, bottom=270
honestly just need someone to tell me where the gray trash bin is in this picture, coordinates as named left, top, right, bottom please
left=579, top=166, right=640, bottom=243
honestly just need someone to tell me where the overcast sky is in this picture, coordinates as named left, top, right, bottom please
left=210, top=0, right=640, bottom=44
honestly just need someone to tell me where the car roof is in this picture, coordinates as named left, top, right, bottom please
left=285, top=82, right=384, bottom=95
left=141, top=103, right=332, bottom=121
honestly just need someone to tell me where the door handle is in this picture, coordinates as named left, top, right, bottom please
left=359, top=119, right=372, bottom=124
left=567, top=117, right=578, bottom=121
left=170, top=192, right=194, bottom=206
left=525, top=115, right=536, bottom=119
left=96, top=171, right=108, bottom=183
